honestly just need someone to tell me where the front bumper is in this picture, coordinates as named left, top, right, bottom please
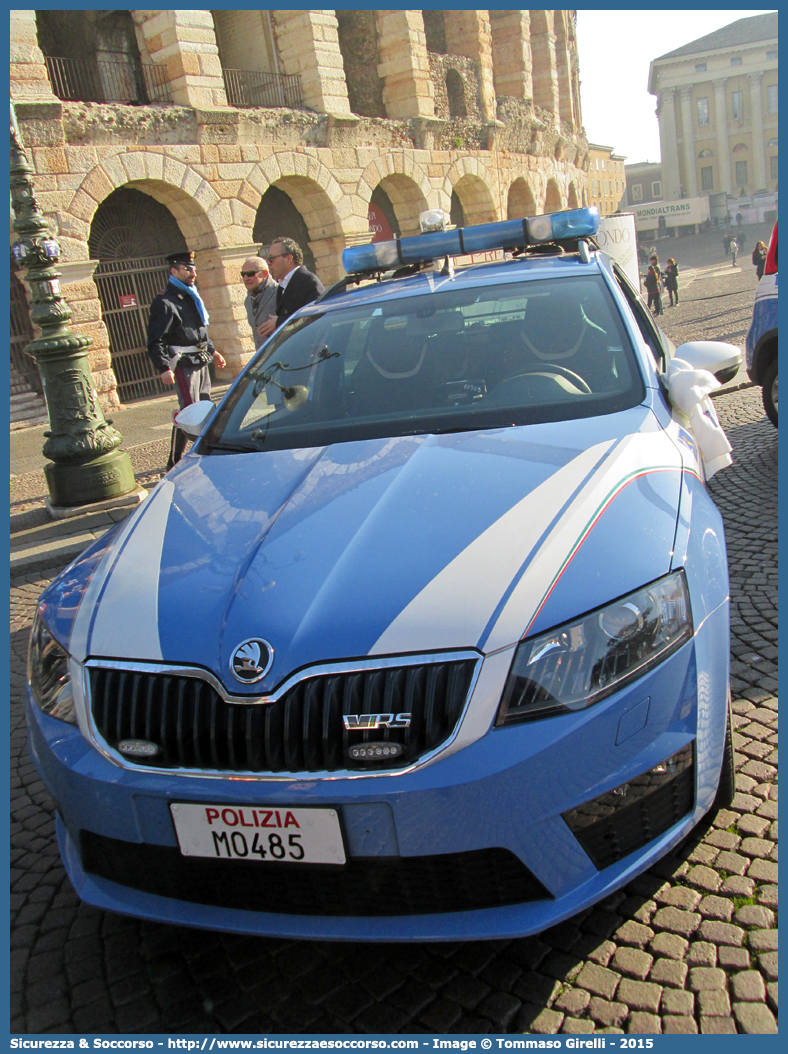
left=27, top=607, right=729, bottom=941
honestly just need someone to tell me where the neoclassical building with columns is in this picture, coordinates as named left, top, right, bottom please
left=10, top=9, right=591, bottom=416
left=648, top=12, right=778, bottom=205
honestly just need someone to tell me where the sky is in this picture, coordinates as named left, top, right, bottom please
left=575, top=10, right=776, bottom=165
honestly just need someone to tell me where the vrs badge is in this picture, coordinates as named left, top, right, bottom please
left=342, top=713, right=411, bottom=730
left=230, top=638, right=274, bottom=684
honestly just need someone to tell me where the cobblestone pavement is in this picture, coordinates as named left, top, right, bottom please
left=11, top=388, right=776, bottom=1036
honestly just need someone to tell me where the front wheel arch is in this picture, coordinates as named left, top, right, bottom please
left=753, top=333, right=777, bottom=384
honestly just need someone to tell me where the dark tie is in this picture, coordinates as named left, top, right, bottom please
left=275, top=284, right=284, bottom=312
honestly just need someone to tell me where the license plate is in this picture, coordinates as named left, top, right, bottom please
left=170, top=803, right=346, bottom=865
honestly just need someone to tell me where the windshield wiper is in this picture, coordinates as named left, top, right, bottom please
left=203, top=439, right=262, bottom=454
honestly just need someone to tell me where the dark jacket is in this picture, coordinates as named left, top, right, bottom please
left=664, top=263, right=679, bottom=291
left=275, top=266, right=325, bottom=328
left=752, top=246, right=767, bottom=279
left=644, top=264, right=661, bottom=293
left=147, top=281, right=214, bottom=374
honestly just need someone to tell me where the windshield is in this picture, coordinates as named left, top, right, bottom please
left=202, top=275, right=645, bottom=454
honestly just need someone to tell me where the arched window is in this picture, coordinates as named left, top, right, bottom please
left=446, top=69, right=467, bottom=118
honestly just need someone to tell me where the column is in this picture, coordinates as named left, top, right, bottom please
left=679, top=87, right=698, bottom=198
left=133, top=10, right=228, bottom=109
left=529, top=16, right=560, bottom=120
left=657, top=89, right=681, bottom=200
left=10, top=9, right=58, bottom=101
left=749, top=72, right=767, bottom=192
left=273, top=10, right=351, bottom=115
left=713, top=79, right=733, bottom=195
left=553, top=21, right=576, bottom=129
left=374, top=9, right=434, bottom=118
left=443, top=11, right=496, bottom=122
left=489, top=10, right=532, bottom=101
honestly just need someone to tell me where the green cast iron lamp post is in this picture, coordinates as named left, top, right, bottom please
left=10, top=125, right=137, bottom=508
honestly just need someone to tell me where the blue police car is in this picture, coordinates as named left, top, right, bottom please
left=746, top=220, right=778, bottom=426
left=28, top=208, right=740, bottom=940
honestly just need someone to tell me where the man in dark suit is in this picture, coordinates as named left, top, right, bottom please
left=256, top=237, right=324, bottom=341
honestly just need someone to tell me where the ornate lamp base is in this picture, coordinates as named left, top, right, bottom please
left=44, top=448, right=138, bottom=508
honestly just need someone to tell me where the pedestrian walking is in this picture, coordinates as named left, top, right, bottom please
left=644, top=255, right=664, bottom=316
left=257, top=237, right=325, bottom=341
left=731, top=237, right=739, bottom=266
left=241, top=255, right=278, bottom=346
left=723, top=233, right=732, bottom=255
left=752, top=240, right=768, bottom=280
left=664, top=257, right=680, bottom=306
left=147, top=249, right=226, bottom=470
left=737, top=229, right=747, bottom=251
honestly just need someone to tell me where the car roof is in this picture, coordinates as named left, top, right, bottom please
left=301, top=251, right=607, bottom=315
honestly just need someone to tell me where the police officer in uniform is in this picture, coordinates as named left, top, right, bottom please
left=147, top=250, right=226, bottom=469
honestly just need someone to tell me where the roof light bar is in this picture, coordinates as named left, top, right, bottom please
left=342, top=207, right=600, bottom=275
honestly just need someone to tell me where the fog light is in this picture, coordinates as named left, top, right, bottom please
left=562, top=743, right=694, bottom=870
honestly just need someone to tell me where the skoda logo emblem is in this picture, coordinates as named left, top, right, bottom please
left=230, top=638, right=274, bottom=684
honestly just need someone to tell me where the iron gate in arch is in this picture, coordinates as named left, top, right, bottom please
left=89, top=186, right=188, bottom=404
left=93, top=255, right=171, bottom=403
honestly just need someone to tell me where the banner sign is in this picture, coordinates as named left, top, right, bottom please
left=625, top=196, right=710, bottom=231
left=368, top=203, right=394, bottom=243
left=596, top=214, right=638, bottom=287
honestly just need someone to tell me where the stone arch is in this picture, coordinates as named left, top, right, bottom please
left=544, top=178, right=563, bottom=213
left=68, top=153, right=255, bottom=380
left=358, top=154, right=435, bottom=237
left=68, top=152, right=227, bottom=258
left=369, top=174, right=430, bottom=238
left=442, top=159, right=499, bottom=225
left=254, top=186, right=318, bottom=272
left=507, top=177, right=536, bottom=219
left=243, top=153, right=347, bottom=284
left=567, top=182, right=580, bottom=210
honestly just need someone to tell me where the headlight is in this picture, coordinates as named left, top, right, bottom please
left=497, top=571, right=692, bottom=725
left=27, top=609, right=76, bottom=724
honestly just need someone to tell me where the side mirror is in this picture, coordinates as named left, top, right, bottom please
left=674, top=340, right=742, bottom=386
left=175, top=399, right=215, bottom=439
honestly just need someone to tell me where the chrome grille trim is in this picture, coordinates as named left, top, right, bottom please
left=83, top=651, right=483, bottom=781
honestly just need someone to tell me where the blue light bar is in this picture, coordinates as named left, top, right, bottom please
left=527, top=207, right=600, bottom=243
left=342, top=207, right=600, bottom=274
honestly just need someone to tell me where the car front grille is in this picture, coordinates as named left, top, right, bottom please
left=88, top=658, right=478, bottom=774
left=80, top=832, right=552, bottom=916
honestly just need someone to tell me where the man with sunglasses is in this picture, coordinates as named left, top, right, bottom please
left=147, top=249, right=226, bottom=469
left=256, top=237, right=324, bottom=341
left=241, top=255, right=278, bottom=346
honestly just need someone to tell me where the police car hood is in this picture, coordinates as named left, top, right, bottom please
left=69, top=406, right=684, bottom=695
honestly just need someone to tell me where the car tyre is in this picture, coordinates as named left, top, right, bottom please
left=712, top=693, right=737, bottom=810
left=762, top=357, right=778, bottom=427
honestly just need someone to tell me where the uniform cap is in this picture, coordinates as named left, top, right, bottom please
left=166, top=250, right=196, bottom=267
